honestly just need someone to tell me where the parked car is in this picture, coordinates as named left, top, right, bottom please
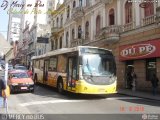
left=8, top=70, right=34, bottom=93
left=15, top=66, right=27, bottom=70
left=14, top=66, right=33, bottom=77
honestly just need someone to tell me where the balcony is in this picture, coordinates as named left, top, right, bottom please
left=122, top=22, right=135, bottom=32
left=27, top=49, right=35, bottom=55
left=95, top=25, right=120, bottom=44
left=72, top=7, right=84, bottom=21
left=71, top=38, right=84, bottom=47
left=51, top=27, right=63, bottom=35
left=142, top=15, right=156, bottom=26
left=28, top=39, right=34, bottom=45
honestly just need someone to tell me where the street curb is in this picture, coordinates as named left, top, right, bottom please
left=117, top=92, right=160, bottom=101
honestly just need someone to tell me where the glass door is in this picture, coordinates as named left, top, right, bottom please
left=67, top=56, right=77, bottom=90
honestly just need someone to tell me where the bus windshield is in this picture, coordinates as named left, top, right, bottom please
left=82, top=54, right=116, bottom=76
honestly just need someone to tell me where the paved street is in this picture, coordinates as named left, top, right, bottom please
left=0, top=85, right=159, bottom=119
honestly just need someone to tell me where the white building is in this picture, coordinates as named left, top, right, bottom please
left=8, top=16, right=21, bottom=44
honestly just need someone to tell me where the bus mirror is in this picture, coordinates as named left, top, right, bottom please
left=79, top=56, right=83, bottom=65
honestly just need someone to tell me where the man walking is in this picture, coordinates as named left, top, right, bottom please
left=151, top=74, right=159, bottom=95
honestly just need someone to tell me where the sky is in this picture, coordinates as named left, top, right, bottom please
left=0, top=0, right=9, bottom=39
left=0, top=0, right=63, bottom=40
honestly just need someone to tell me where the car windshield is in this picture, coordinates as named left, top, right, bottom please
left=15, top=66, right=27, bottom=70
left=11, top=72, right=29, bottom=78
left=82, top=54, right=116, bottom=76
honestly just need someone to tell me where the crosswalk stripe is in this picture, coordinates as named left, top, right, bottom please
left=19, top=99, right=86, bottom=107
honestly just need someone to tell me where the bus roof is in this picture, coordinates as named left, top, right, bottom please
left=31, top=46, right=111, bottom=60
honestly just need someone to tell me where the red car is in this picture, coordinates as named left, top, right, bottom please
left=8, top=70, right=34, bottom=93
left=14, top=66, right=33, bottom=77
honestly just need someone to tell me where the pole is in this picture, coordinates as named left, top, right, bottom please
left=4, top=61, right=8, bottom=85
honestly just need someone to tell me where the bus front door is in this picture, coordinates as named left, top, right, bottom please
left=43, top=60, right=49, bottom=84
left=67, top=57, right=77, bottom=91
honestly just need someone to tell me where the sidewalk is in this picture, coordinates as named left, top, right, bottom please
left=118, top=89, right=160, bottom=101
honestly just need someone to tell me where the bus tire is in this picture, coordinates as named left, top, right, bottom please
left=34, top=74, right=37, bottom=84
left=57, top=79, right=64, bottom=94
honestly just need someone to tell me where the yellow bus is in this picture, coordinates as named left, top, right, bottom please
left=32, top=46, right=117, bottom=94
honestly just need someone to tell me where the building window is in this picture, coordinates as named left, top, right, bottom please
left=72, top=29, right=75, bottom=40
left=73, top=1, right=76, bottom=8
left=61, top=15, right=63, bottom=27
left=109, top=8, right=115, bottom=25
left=78, top=25, right=82, bottom=39
left=85, top=21, right=89, bottom=39
left=60, top=37, right=62, bottom=49
left=53, top=20, right=55, bottom=27
left=66, top=32, right=69, bottom=47
left=51, top=40, right=54, bottom=50
left=96, top=15, right=101, bottom=33
left=56, top=17, right=59, bottom=27
left=125, top=0, right=132, bottom=24
left=79, top=0, right=82, bottom=7
left=146, top=59, right=156, bottom=81
left=144, top=0, right=154, bottom=17
left=86, top=0, right=90, bottom=6
left=55, top=39, right=58, bottom=49
left=67, top=5, right=70, bottom=18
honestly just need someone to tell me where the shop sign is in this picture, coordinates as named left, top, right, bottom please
left=119, top=40, right=160, bottom=61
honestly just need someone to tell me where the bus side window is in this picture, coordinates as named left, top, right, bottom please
left=49, top=57, right=57, bottom=71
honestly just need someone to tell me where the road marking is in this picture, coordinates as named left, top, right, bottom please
left=19, top=99, right=86, bottom=107
left=105, top=97, right=142, bottom=100
left=19, top=97, right=142, bottom=107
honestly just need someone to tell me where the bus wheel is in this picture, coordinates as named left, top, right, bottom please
left=57, top=80, right=63, bottom=94
left=34, top=74, right=37, bottom=84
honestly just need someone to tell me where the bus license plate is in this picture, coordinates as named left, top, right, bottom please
left=21, top=87, right=27, bottom=90
left=98, top=88, right=105, bottom=92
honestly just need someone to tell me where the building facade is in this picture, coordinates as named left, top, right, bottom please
left=51, top=0, right=160, bottom=92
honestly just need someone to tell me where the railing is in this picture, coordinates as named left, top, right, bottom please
left=95, top=25, right=120, bottom=43
left=122, top=22, right=135, bottom=32
left=142, top=15, right=156, bottom=26
left=51, top=26, right=63, bottom=35
left=100, top=0, right=113, bottom=4
left=28, top=39, right=34, bottom=45
left=27, top=49, right=35, bottom=55
left=71, top=38, right=83, bottom=47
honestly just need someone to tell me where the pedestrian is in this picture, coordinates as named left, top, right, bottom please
left=126, top=70, right=132, bottom=89
left=0, top=78, right=7, bottom=108
left=131, top=68, right=137, bottom=91
left=151, top=74, right=159, bottom=95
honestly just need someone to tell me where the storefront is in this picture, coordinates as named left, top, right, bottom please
left=119, top=39, right=160, bottom=90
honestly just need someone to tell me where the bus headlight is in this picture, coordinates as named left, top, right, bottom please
left=83, top=76, right=93, bottom=83
left=109, top=76, right=116, bottom=84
